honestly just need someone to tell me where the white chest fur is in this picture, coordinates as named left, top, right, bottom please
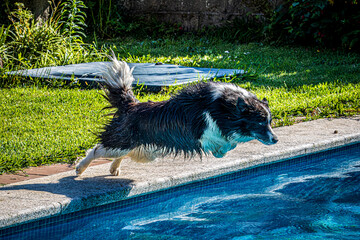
left=199, top=112, right=253, bottom=158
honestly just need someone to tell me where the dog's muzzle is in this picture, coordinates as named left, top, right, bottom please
left=266, top=132, right=278, bottom=145
left=254, top=127, right=278, bottom=145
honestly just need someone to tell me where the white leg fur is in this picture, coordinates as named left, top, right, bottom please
left=76, top=144, right=159, bottom=176
left=76, top=144, right=129, bottom=176
left=76, top=145, right=99, bottom=175
left=128, top=145, right=159, bottom=163
left=108, top=146, right=158, bottom=176
left=109, top=157, right=125, bottom=176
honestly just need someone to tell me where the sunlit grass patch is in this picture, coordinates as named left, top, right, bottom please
left=0, top=87, right=104, bottom=173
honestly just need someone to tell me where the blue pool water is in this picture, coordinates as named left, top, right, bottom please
left=2, top=143, right=360, bottom=239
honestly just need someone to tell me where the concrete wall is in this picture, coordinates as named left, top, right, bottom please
left=120, top=0, right=282, bottom=30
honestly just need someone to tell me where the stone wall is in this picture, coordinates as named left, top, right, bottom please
left=119, top=0, right=282, bottom=30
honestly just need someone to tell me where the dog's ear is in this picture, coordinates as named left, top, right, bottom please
left=262, top=98, right=268, bottom=106
left=237, top=97, right=247, bottom=112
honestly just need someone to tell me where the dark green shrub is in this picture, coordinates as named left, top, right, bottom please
left=266, top=0, right=360, bottom=50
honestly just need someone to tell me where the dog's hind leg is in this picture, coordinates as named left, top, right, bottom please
left=76, top=144, right=129, bottom=175
left=109, top=157, right=126, bottom=176
left=128, top=145, right=158, bottom=163
left=108, top=146, right=158, bottom=176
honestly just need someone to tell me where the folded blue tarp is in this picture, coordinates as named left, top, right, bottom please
left=7, top=62, right=244, bottom=88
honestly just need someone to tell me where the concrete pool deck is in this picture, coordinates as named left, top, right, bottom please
left=1, top=116, right=360, bottom=229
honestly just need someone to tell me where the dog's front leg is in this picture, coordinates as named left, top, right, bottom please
left=76, top=144, right=102, bottom=175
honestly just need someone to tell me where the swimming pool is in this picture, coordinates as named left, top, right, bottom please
left=1, top=143, right=360, bottom=239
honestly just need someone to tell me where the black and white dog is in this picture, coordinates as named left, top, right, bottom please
left=76, top=55, right=278, bottom=176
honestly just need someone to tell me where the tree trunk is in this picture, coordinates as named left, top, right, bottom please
left=17, top=0, right=53, bottom=21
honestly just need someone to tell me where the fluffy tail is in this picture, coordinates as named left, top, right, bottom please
left=101, top=51, right=138, bottom=113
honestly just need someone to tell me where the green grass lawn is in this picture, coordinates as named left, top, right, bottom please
left=1, top=36, right=359, bottom=174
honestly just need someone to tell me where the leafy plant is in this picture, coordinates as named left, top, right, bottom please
left=0, top=1, right=106, bottom=87
left=60, top=0, right=88, bottom=42
left=7, top=3, right=63, bottom=67
left=0, top=25, right=11, bottom=66
left=266, top=0, right=360, bottom=50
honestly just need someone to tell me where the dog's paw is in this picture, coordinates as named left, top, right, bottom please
left=75, top=165, right=85, bottom=176
left=110, top=168, right=120, bottom=176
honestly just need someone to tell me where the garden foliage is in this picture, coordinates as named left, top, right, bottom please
left=0, top=1, right=105, bottom=80
left=7, top=3, right=63, bottom=66
left=267, top=0, right=360, bottom=50
left=60, top=0, right=88, bottom=42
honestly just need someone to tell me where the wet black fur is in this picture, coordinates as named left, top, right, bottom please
left=99, top=81, right=272, bottom=157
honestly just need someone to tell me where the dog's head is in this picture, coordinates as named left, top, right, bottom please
left=235, top=97, right=278, bottom=145
left=212, top=83, right=278, bottom=146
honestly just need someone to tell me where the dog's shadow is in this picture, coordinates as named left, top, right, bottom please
left=1, top=174, right=135, bottom=200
